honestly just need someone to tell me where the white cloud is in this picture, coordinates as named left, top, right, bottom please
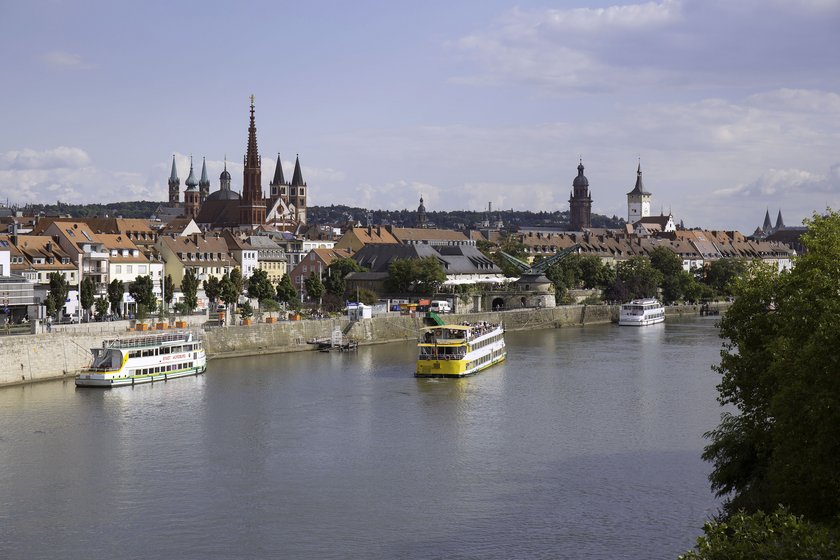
left=41, top=51, right=90, bottom=69
left=0, top=147, right=92, bottom=170
left=451, top=1, right=840, bottom=94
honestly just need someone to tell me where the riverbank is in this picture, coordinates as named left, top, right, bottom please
left=0, top=302, right=727, bottom=387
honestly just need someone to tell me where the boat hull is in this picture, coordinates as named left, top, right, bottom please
left=75, top=364, right=207, bottom=387
left=618, top=316, right=665, bottom=327
left=416, top=352, right=506, bottom=378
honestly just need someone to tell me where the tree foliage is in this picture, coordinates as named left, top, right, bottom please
left=604, top=256, right=662, bottom=302
left=107, top=279, right=124, bottom=316
left=80, top=277, right=95, bottom=318
left=203, top=276, right=221, bottom=305
left=304, top=272, right=325, bottom=301
left=324, top=258, right=363, bottom=297
left=247, top=268, right=276, bottom=313
left=164, top=274, right=175, bottom=307
left=45, top=272, right=69, bottom=319
left=545, top=254, right=614, bottom=298
left=180, top=269, right=199, bottom=313
left=679, top=507, right=840, bottom=560
left=703, top=259, right=748, bottom=296
left=384, top=256, right=446, bottom=295
left=703, top=210, right=840, bottom=523
left=128, top=275, right=156, bottom=313
left=275, top=273, right=297, bottom=304
left=94, top=296, right=109, bottom=319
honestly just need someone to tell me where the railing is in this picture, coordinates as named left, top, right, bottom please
left=102, top=331, right=193, bottom=349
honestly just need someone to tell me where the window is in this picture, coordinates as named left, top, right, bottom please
left=126, top=265, right=132, bottom=274
left=139, top=265, right=147, bottom=274
left=115, top=265, right=122, bottom=274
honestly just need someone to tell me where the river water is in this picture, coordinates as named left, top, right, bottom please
left=0, top=316, right=725, bottom=559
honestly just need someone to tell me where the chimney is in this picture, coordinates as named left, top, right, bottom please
left=376, top=225, right=381, bottom=236
left=46, top=241, right=52, bottom=252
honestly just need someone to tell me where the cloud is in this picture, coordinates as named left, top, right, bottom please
left=0, top=147, right=92, bottom=170
left=41, top=51, right=90, bottom=69
left=450, top=0, right=840, bottom=94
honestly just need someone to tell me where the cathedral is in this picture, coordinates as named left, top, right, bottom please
left=166, top=96, right=308, bottom=231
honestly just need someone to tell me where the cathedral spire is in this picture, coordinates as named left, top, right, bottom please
left=271, top=153, right=286, bottom=186
left=240, top=94, right=265, bottom=227
left=775, top=209, right=785, bottom=230
left=762, top=208, right=773, bottom=231
left=199, top=157, right=210, bottom=186
left=291, top=154, right=305, bottom=186
left=169, top=155, right=179, bottom=182
left=168, top=154, right=180, bottom=204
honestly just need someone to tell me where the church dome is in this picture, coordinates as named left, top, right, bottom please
left=220, top=168, right=231, bottom=181
left=207, top=189, right=240, bottom=201
left=573, top=162, right=589, bottom=188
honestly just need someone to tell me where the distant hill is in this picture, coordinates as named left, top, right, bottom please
left=12, top=201, right=626, bottom=231
left=307, top=204, right=625, bottom=231
left=17, top=201, right=162, bottom=219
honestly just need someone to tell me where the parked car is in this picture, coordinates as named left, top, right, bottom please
left=429, top=300, right=452, bottom=314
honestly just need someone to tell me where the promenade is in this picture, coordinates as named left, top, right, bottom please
left=0, top=303, right=726, bottom=387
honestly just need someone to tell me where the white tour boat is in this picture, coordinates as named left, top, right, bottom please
left=75, top=331, right=207, bottom=387
left=416, top=321, right=506, bottom=378
left=618, top=298, right=666, bottom=326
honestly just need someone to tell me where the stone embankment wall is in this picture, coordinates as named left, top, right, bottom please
left=0, top=302, right=727, bottom=387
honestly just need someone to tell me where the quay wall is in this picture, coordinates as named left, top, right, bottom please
left=0, top=302, right=727, bottom=387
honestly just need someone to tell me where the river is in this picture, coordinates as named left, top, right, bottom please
left=0, top=316, right=725, bottom=559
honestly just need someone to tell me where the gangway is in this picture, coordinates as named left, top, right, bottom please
left=424, top=311, right=446, bottom=326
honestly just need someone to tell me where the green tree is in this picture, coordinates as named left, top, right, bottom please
left=384, top=258, right=415, bottom=293
left=94, top=296, right=109, bottom=319
left=415, top=256, right=446, bottom=294
left=247, top=268, right=276, bottom=314
left=220, top=273, right=240, bottom=308
left=357, top=288, right=378, bottom=305
left=164, top=274, right=175, bottom=310
left=324, top=258, right=363, bottom=296
left=703, top=258, right=747, bottom=296
left=703, top=210, right=840, bottom=523
left=180, top=269, right=200, bottom=314
left=238, top=300, right=253, bottom=320
left=45, top=272, right=69, bottom=319
left=604, top=256, right=662, bottom=302
left=203, top=275, right=221, bottom=307
left=304, top=272, right=325, bottom=302
left=128, top=275, right=156, bottom=314
left=79, top=277, right=95, bottom=320
left=229, top=267, right=244, bottom=296
left=679, top=507, right=840, bottom=560
left=107, top=279, right=124, bottom=317
left=275, top=273, right=297, bottom=305
left=649, top=246, right=685, bottom=303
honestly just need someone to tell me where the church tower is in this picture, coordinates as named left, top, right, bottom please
left=240, top=95, right=266, bottom=227
left=168, top=155, right=180, bottom=204
left=219, top=158, right=231, bottom=192
left=290, top=155, right=307, bottom=225
left=199, top=157, right=210, bottom=205
left=183, top=157, right=200, bottom=219
left=269, top=153, right=287, bottom=209
left=569, top=159, right=592, bottom=231
left=626, top=163, right=651, bottom=223
left=416, top=196, right=428, bottom=228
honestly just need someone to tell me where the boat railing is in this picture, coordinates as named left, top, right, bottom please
left=101, top=331, right=193, bottom=349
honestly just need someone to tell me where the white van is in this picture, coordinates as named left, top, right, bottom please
left=429, top=300, right=452, bottom=314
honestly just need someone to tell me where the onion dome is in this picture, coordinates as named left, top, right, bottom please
left=184, top=157, right=199, bottom=191
left=573, top=161, right=589, bottom=188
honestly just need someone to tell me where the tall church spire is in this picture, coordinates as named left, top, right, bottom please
left=168, top=154, right=180, bottom=204
left=199, top=157, right=210, bottom=204
left=240, top=94, right=266, bottom=227
left=291, top=154, right=305, bottom=186
left=774, top=209, right=785, bottom=231
left=762, top=208, right=773, bottom=231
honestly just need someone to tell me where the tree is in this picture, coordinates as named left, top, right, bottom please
left=357, top=288, right=378, bottom=305
left=275, top=273, right=297, bottom=305
left=703, top=210, right=840, bottom=523
left=229, top=267, right=244, bottom=297
left=247, top=268, right=275, bottom=314
left=79, top=277, right=95, bottom=320
left=180, top=269, right=199, bottom=314
left=703, top=258, right=747, bottom=296
left=94, top=296, right=109, bottom=319
left=164, top=274, right=175, bottom=310
left=604, top=256, right=662, bottom=302
left=128, top=275, right=156, bottom=314
left=414, top=256, right=446, bottom=294
left=304, top=272, right=325, bottom=303
left=238, top=300, right=253, bottom=320
left=384, top=257, right=445, bottom=295
left=679, top=507, right=839, bottom=560
left=649, top=246, right=686, bottom=303
left=45, top=272, right=69, bottom=319
left=107, top=279, right=124, bottom=317
left=203, top=275, right=221, bottom=307
left=324, top=258, right=362, bottom=296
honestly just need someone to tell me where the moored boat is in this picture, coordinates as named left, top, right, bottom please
left=618, top=298, right=665, bottom=326
left=416, top=322, right=506, bottom=378
left=75, top=331, right=207, bottom=387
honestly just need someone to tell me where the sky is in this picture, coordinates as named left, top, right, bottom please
left=1, top=0, right=838, bottom=233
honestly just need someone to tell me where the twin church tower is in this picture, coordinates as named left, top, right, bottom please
left=568, top=160, right=653, bottom=230
left=167, top=96, right=308, bottom=229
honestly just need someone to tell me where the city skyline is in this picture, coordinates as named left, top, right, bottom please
left=1, top=0, right=838, bottom=234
